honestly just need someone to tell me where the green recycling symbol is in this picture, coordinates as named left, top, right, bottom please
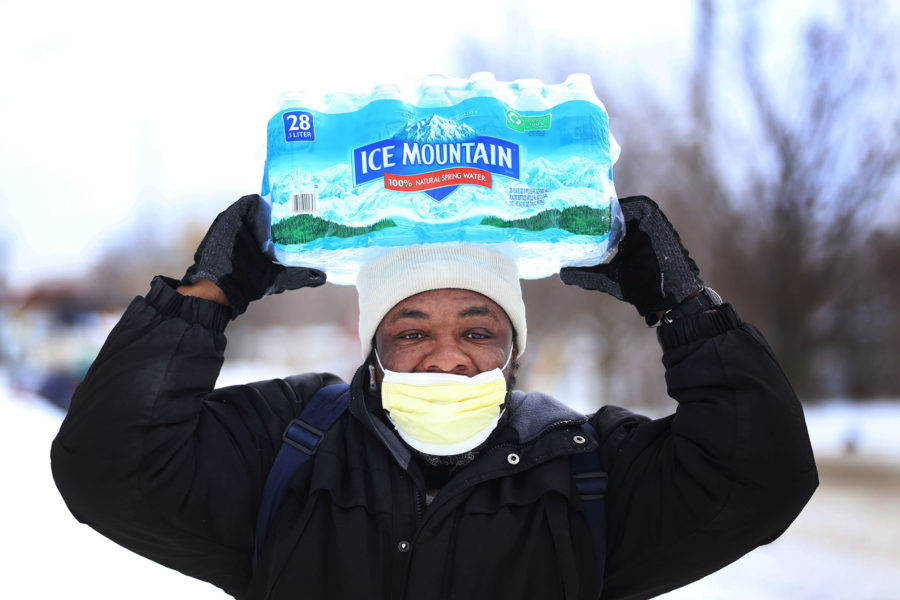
left=506, top=109, right=551, bottom=133
left=506, top=110, right=524, bottom=132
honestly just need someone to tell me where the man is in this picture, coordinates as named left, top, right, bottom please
left=51, top=194, right=818, bottom=600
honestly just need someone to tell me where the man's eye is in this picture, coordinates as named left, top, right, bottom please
left=400, top=332, right=423, bottom=340
left=466, top=332, right=490, bottom=340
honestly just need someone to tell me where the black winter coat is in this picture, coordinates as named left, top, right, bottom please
left=51, top=277, right=818, bottom=600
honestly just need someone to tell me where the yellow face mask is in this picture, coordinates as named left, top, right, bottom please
left=375, top=348, right=512, bottom=456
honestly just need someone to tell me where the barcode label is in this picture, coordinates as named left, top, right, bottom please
left=292, top=193, right=318, bottom=213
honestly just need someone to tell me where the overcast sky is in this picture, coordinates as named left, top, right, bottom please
left=1, top=0, right=894, bottom=289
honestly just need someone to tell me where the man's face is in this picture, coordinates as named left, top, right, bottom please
left=373, top=288, right=516, bottom=383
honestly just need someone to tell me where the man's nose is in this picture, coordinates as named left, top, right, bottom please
left=422, top=340, right=472, bottom=374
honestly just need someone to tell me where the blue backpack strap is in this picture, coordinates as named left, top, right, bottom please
left=570, top=421, right=607, bottom=590
left=254, top=382, right=351, bottom=566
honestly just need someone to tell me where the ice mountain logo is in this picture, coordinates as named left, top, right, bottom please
left=352, top=115, right=520, bottom=201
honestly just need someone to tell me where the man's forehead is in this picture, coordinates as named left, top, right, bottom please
left=385, top=289, right=507, bottom=322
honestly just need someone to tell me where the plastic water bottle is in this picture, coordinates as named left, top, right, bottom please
left=564, top=73, right=600, bottom=103
left=514, top=78, right=548, bottom=110
left=372, top=83, right=403, bottom=101
left=277, top=91, right=307, bottom=111
left=467, top=72, right=499, bottom=98
left=324, top=92, right=357, bottom=113
left=417, top=75, right=453, bottom=107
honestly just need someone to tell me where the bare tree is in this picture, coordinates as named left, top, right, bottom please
left=693, top=0, right=900, bottom=398
left=456, top=0, right=900, bottom=403
left=596, top=0, right=900, bottom=400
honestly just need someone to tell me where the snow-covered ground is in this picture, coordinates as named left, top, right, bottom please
left=3, top=368, right=899, bottom=599
left=1, top=378, right=228, bottom=599
left=660, top=406, right=900, bottom=600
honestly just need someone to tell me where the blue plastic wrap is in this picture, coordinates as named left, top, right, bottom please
left=260, top=73, right=624, bottom=284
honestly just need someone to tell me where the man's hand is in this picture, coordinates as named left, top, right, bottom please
left=181, top=195, right=326, bottom=317
left=560, top=196, right=703, bottom=324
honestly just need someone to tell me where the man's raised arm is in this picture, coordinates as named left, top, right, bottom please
left=562, top=196, right=818, bottom=599
left=51, top=196, right=328, bottom=596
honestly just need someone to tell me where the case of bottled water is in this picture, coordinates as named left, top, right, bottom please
left=259, top=73, right=624, bottom=284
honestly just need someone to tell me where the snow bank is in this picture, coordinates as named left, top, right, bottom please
left=803, top=399, right=900, bottom=460
left=0, top=373, right=227, bottom=599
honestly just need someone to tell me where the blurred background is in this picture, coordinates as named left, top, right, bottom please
left=2, top=0, right=899, bottom=598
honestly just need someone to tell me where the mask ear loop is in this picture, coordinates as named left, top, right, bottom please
left=373, top=348, right=388, bottom=374
left=370, top=348, right=389, bottom=390
left=500, top=345, right=514, bottom=371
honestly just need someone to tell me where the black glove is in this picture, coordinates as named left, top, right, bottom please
left=182, top=194, right=326, bottom=317
left=560, top=195, right=703, bottom=324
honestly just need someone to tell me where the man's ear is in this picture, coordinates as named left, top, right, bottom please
left=510, top=330, right=520, bottom=368
left=366, top=345, right=382, bottom=387
left=368, top=364, right=378, bottom=390
left=507, top=343, right=519, bottom=374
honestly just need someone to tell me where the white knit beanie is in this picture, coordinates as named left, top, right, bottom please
left=356, top=245, right=527, bottom=358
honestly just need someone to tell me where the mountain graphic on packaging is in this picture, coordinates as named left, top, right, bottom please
left=270, top=155, right=609, bottom=226
left=392, top=115, right=477, bottom=143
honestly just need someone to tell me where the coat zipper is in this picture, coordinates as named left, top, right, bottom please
left=414, top=488, right=425, bottom=521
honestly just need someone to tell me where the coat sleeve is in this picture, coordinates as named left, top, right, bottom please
left=591, top=305, right=818, bottom=600
left=50, top=276, right=341, bottom=597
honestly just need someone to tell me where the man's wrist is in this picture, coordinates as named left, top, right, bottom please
left=148, top=277, right=232, bottom=330
left=176, top=279, right=230, bottom=307
left=648, top=287, right=723, bottom=327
